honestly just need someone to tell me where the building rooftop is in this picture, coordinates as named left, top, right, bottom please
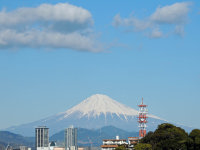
left=36, top=126, right=49, bottom=129
left=128, top=137, right=139, bottom=139
left=103, top=139, right=126, bottom=141
left=101, top=145, right=118, bottom=148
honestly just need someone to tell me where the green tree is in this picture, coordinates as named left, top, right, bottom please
left=134, top=143, right=152, bottom=150
left=189, top=129, right=200, bottom=150
left=140, top=131, right=154, bottom=147
left=115, top=145, right=127, bottom=150
left=140, top=123, right=188, bottom=150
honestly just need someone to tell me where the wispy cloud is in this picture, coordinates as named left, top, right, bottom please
left=112, top=14, right=151, bottom=31
left=149, top=28, right=163, bottom=38
left=0, top=3, right=103, bottom=52
left=112, top=2, right=191, bottom=38
left=174, top=25, right=185, bottom=37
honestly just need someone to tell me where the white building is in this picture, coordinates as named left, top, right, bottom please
left=13, top=146, right=31, bottom=150
left=101, top=145, right=118, bottom=150
left=49, top=141, right=56, bottom=150
left=127, top=137, right=139, bottom=148
left=20, top=146, right=31, bottom=150
left=35, top=126, right=49, bottom=150
left=101, top=136, right=127, bottom=150
left=65, top=125, right=78, bottom=150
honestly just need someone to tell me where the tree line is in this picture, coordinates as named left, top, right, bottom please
left=135, top=123, right=200, bottom=150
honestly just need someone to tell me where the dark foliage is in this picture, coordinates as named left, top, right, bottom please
left=140, top=123, right=189, bottom=150
left=188, top=129, right=200, bottom=150
left=134, top=143, right=152, bottom=150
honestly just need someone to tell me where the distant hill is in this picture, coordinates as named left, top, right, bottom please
left=0, top=131, right=34, bottom=148
left=50, top=126, right=138, bottom=146
left=0, top=126, right=138, bottom=147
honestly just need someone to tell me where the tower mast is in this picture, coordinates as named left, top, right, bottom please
left=138, top=97, right=148, bottom=138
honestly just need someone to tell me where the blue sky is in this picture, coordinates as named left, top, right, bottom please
left=0, top=0, right=200, bottom=130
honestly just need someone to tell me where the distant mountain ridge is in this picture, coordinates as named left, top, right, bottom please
left=51, top=125, right=138, bottom=146
left=6, top=94, right=188, bottom=136
left=1, top=125, right=194, bottom=148
left=0, top=131, right=34, bottom=148
left=0, top=126, right=138, bottom=147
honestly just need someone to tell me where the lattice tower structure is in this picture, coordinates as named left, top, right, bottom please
left=138, top=98, right=148, bottom=138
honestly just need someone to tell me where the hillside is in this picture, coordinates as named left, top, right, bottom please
left=0, top=126, right=138, bottom=147
left=51, top=126, right=138, bottom=146
left=0, top=131, right=34, bottom=148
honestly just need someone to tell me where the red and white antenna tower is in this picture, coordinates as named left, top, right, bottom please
left=138, top=97, right=148, bottom=138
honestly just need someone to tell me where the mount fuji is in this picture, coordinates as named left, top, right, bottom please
left=7, top=94, right=167, bottom=136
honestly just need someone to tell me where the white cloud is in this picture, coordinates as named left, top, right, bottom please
left=112, top=14, right=122, bottom=27
left=174, top=25, right=184, bottom=37
left=112, top=2, right=191, bottom=38
left=149, top=28, right=163, bottom=38
left=0, top=3, right=92, bottom=27
left=112, top=14, right=151, bottom=31
left=150, top=2, right=191, bottom=24
left=0, top=29, right=102, bottom=52
left=0, top=3, right=103, bottom=52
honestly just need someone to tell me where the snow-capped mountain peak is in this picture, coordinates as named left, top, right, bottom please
left=6, top=94, right=170, bottom=136
left=59, top=94, right=159, bottom=120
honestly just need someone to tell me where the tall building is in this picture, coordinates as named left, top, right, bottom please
left=35, top=126, right=49, bottom=150
left=65, top=126, right=77, bottom=150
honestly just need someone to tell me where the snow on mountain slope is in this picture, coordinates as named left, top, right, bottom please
left=59, top=94, right=161, bottom=120
left=6, top=94, right=167, bottom=136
